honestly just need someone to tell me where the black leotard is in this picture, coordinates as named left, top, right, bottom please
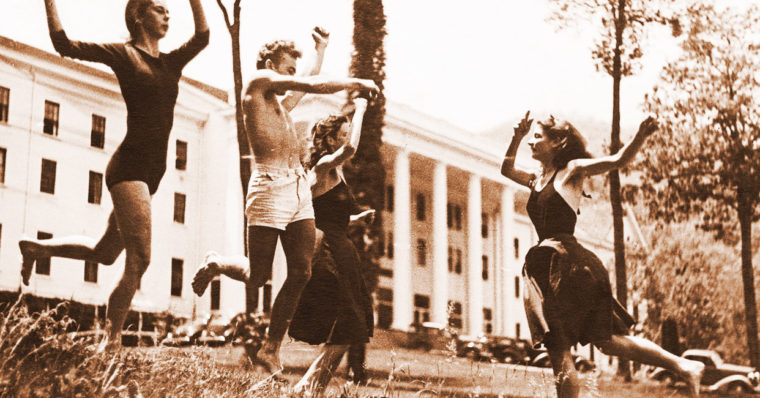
left=50, top=29, right=209, bottom=194
left=526, top=171, right=577, bottom=240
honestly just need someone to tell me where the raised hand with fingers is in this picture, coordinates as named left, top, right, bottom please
left=312, top=26, right=329, bottom=51
left=514, top=110, right=533, bottom=138
left=638, top=116, right=658, bottom=138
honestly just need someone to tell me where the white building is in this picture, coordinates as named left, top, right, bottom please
left=0, top=35, right=638, bottom=369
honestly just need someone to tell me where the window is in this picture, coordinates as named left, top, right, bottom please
left=454, top=205, right=462, bottom=230
left=84, top=261, right=98, bottom=283
left=415, top=193, right=426, bottom=221
left=386, top=185, right=394, bottom=212
left=0, top=86, right=9, bottom=123
left=170, top=258, right=183, bottom=297
left=387, top=232, right=394, bottom=259
left=210, top=279, right=221, bottom=310
left=91, top=114, right=106, bottom=148
left=43, top=100, right=59, bottom=136
left=515, top=276, right=520, bottom=298
left=416, top=239, right=426, bottom=266
left=36, top=231, right=53, bottom=275
left=0, top=147, right=6, bottom=184
left=516, top=323, right=521, bottom=339
left=482, top=255, right=489, bottom=280
left=483, top=308, right=493, bottom=334
left=514, top=238, right=520, bottom=259
left=377, top=288, right=393, bottom=330
left=88, top=171, right=103, bottom=204
left=413, top=294, right=430, bottom=325
left=378, top=232, right=386, bottom=257
left=447, top=300, right=462, bottom=329
left=481, top=213, right=489, bottom=238
left=175, top=140, right=187, bottom=170
left=447, top=246, right=453, bottom=272
left=40, top=159, right=56, bottom=194
left=446, top=203, right=453, bottom=229
left=455, top=249, right=462, bottom=274
left=173, top=193, right=186, bottom=224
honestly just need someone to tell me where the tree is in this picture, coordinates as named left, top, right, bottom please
left=548, top=0, right=677, bottom=376
left=216, top=0, right=257, bottom=312
left=345, top=0, right=387, bottom=293
left=638, top=2, right=760, bottom=367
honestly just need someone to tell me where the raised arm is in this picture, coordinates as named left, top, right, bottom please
left=246, top=72, right=377, bottom=98
left=315, top=98, right=369, bottom=172
left=43, top=0, right=64, bottom=33
left=282, top=27, right=329, bottom=111
left=188, top=0, right=209, bottom=33
left=567, top=116, right=658, bottom=178
left=500, top=111, right=535, bottom=187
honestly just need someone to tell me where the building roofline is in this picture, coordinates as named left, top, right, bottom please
left=0, top=35, right=228, bottom=103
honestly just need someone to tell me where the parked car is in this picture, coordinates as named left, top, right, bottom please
left=455, top=334, right=494, bottom=362
left=487, top=336, right=525, bottom=364
left=650, top=349, right=759, bottom=394
left=160, top=318, right=207, bottom=347
left=529, top=351, right=596, bottom=372
left=406, top=322, right=453, bottom=352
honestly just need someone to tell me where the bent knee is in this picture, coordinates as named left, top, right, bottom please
left=287, top=266, right=312, bottom=285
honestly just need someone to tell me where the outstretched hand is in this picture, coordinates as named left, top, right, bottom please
left=312, top=26, right=329, bottom=50
left=638, top=116, right=658, bottom=137
left=514, top=110, right=533, bottom=138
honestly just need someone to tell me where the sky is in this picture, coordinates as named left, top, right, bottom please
left=0, top=0, right=686, bottom=138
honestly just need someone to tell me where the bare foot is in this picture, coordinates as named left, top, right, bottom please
left=96, top=336, right=122, bottom=354
left=192, top=251, right=220, bottom=296
left=254, top=347, right=283, bottom=377
left=19, top=240, right=44, bottom=286
left=681, top=359, right=705, bottom=397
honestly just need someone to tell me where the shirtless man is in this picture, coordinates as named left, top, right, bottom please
left=192, top=32, right=377, bottom=375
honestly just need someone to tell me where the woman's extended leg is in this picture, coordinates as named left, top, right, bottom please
left=596, top=335, right=704, bottom=397
left=294, top=344, right=350, bottom=397
left=547, top=343, right=581, bottom=398
left=19, top=212, right=125, bottom=285
left=100, top=181, right=152, bottom=351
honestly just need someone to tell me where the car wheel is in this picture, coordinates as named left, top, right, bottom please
left=464, top=349, right=478, bottom=361
left=726, top=381, right=750, bottom=394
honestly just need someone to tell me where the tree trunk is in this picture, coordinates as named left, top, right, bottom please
left=738, top=191, right=760, bottom=367
left=217, top=0, right=256, bottom=313
left=611, top=0, right=630, bottom=379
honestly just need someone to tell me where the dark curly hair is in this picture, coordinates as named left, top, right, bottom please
left=256, top=40, right=302, bottom=69
left=538, top=115, right=593, bottom=169
left=307, top=114, right=350, bottom=169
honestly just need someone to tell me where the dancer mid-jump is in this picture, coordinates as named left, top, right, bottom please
left=20, top=0, right=208, bottom=351
left=501, top=112, right=704, bottom=398
left=191, top=34, right=377, bottom=376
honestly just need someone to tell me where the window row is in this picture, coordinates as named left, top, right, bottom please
left=0, top=87, right=188, bottom=168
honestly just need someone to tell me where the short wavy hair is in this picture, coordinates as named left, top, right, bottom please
left=256, top=40, right=302, bottom=69
left=538, top=116, right=592, bottom=169
left=125, top=0, right=155, bottom=39
left=307, top=114, right=350, bottom=169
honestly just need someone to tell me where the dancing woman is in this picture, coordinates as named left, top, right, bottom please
left=20, top=0, right=208, bottom=350
left=501, top=112, right=704, bottom=398
left=288, top=97, right=375, bottom=395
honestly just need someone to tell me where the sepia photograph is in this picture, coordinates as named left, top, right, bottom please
left=0, top=0, right=759, bottom=396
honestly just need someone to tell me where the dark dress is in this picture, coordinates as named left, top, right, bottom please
left=289, top=181, right=374, bottom=345
left=523, top=170, right=634, bottom=349
left=50, top=29, right=209, bottom=194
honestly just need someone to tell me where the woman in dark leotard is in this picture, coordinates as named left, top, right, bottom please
left=288, top=97, right=375, bottom=395
left=19, top=0, right=208, bottom=351
left=501, top=112, right=705, bottom=398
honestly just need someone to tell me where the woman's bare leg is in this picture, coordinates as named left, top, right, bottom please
left=597, top=335, right=704, bottom=397
left=547, top=344, right=580, bottom=398
left=19, top=212, right=124, bottom=285
left=99, top=181, right=152, bottom=351
left=294, top=344, right=349, bottom=397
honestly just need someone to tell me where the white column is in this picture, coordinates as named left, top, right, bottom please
left=500, top=185, right=516, bottom=335
left=392, top=149, right=413, bottom=331
left=466, top=174, right=483, bottom=336
left=431, top=162, right=449, bottom=325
